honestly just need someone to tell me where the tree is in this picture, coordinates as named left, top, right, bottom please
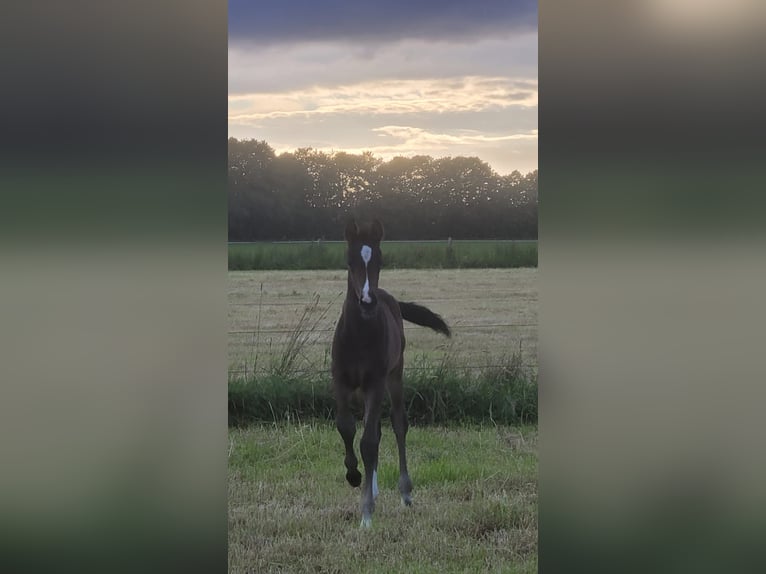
left=227, top=138, right=537, bottom=240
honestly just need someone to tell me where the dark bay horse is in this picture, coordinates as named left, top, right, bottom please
left=331, top=219, right=450, bottom=528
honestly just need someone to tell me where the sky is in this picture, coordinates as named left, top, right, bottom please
left=228, top=1, right=538, bottom=176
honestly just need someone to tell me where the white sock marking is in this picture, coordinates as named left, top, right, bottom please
left=372, top=470, right=379, bottom=499
left=361, top=245, right=372, bottom=303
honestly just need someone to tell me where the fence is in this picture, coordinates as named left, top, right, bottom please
left=228, top=239, right=538, bottom=244
left=227, top=272, right=538, bottom=380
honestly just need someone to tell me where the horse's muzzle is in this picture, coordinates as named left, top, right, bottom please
left=359, top=295, right=377, bottom=317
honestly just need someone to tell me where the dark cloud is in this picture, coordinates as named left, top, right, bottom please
left=229, top=0, right=537, bottom=45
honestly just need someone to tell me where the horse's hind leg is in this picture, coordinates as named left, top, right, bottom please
left=389, top=364, right=413, bottom=506
left=335, top=383, right=361, bottom=487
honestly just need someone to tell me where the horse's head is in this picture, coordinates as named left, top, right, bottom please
left=344, top=219, right=384, bottom=319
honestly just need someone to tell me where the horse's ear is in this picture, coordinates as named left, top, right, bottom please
left=344, top=220, right=358, bottom=242
left=371, top=219, right=384, bottom=242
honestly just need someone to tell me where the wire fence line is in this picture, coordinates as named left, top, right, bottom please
left=229, top=296, right=534, bottom=307
left=227, top=325, right=538, bottom=377
left=229, top=327, right=535, bottom=362
left=229, top=322, right=536, bottom=335
left=228, top=278, right=538, bottom=378
left=229, top=239, right=538, bottom=245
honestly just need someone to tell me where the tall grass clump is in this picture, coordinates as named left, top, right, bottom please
left=270, top=293, right=337, bottom=376
left=228, top=373, right=336, bottom=424
left=228, top=350, right=537, bottom=427
left=402, top=351, right=537, bottom=425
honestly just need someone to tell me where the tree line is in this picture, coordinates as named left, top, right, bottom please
left=228, top=138, right=537, bottom=241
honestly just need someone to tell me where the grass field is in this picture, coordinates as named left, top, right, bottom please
left=228, top=268, right=538, bottom=374
left=228, top=422, right=537, bottom=573
left=228, top=268, right=538, bottom=425
left=228, top=268, right=538, bottom=570
left=229, top=240, right=537, bottom=271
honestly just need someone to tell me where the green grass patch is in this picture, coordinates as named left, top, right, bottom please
left=228, top=422, right=537, bottom=573
left=229, top=240, right=537, bottom=270
left=228, top=353, right=537, bottom=427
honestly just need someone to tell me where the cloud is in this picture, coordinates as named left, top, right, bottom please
left=262, top=125, right=538, bottom=174
left=371, top=125, right=538, bottom=150
left=228, top=76, right=537, bottom=124
left=226, top=2, right=538, bottom=176
left=228, top=0, right=537, bottom=46
left=229, top=34, right=537, bottom=94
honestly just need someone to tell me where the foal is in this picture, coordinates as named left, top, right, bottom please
left=331, top=219, right=450, bottom=528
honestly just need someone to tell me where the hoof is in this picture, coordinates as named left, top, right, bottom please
left=346, top=469, right=362, bottom=487
left=360, top=516, right=372, bottom=529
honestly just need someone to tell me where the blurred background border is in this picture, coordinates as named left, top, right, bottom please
left=1, top=1, right=765, bottom=572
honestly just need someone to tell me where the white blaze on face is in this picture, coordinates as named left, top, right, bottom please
left=361, top=245, right=372, bottom=303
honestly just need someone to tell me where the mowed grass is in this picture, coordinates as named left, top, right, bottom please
left=228, top=268, right=538, bottom=373
left=229, top=240, right=537, bottom=271
left=228, top=422, right=537, bottom=573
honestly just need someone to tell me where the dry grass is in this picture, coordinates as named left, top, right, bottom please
left=228, top=422, right=537, bottom=573
left=228, top=268, right=538, bottom=375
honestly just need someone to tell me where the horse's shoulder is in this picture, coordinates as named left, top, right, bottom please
left=376, top=287, right=395, bottom=302
left=376, top=287, right=399, bottom=309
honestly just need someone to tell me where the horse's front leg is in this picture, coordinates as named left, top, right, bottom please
left=334, top=382, right=361, bottom=487
left=360, top=384, right=384, bottom=528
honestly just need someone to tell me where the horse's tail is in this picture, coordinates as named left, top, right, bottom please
left=398, top=301, right=451, bottom=337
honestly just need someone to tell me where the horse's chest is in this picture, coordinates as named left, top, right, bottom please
left=334, top=329, right=400, bottom=374
left=341, top=336, right=387, bottom=363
